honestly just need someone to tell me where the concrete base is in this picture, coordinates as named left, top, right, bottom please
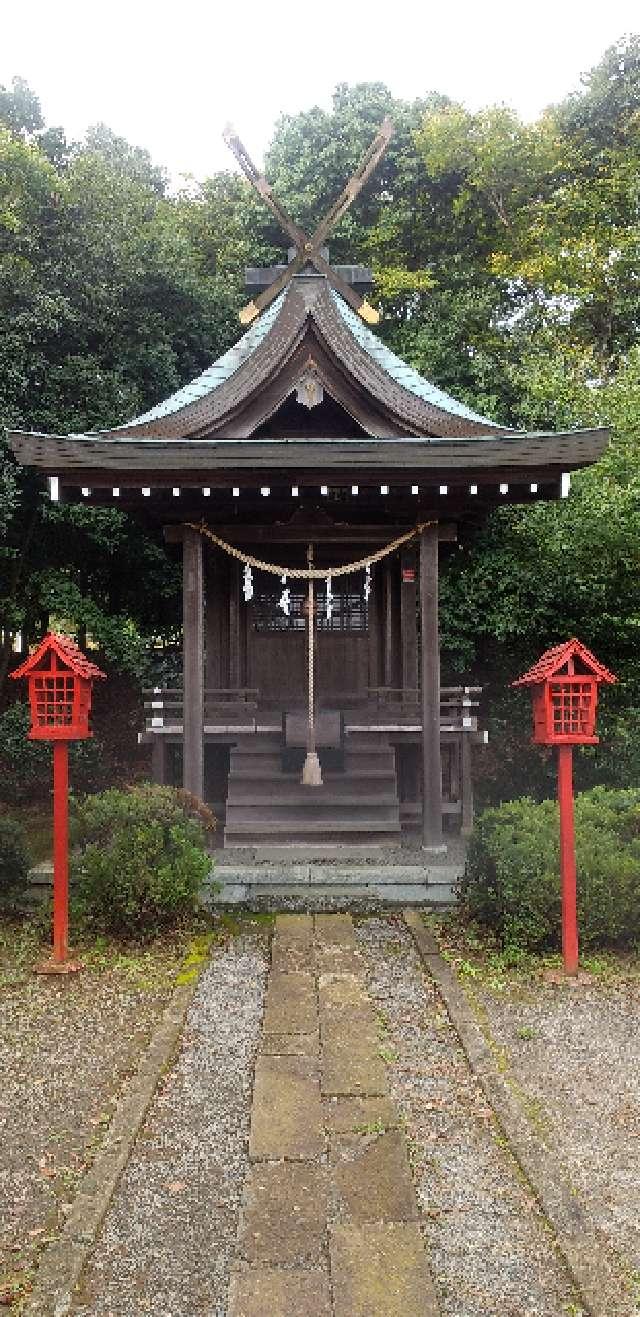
left=205, top=861, right=461, bottom=910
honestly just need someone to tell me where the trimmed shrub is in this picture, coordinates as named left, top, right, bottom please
left=460, top=787, right=640, bottom=951
left=0, top=816, right=31, bottom=902
left=72, top=784, right=214, bottom=936
left=0, top=702, right=109, bottom=804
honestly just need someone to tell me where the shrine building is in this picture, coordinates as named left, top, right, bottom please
left=8, top=123, right=608, bottom=876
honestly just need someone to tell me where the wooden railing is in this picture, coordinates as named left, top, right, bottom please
left=365, top=686, right=482, bottom=731
left=143, top=685, right=482, bottom=733
left=143, top=688, right=258, bottom=730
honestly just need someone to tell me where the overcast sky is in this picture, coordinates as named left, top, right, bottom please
left=2, top=0, right=638, bottom=183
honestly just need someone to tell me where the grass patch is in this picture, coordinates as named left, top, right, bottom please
left=421, top=909, right=640, bottom=994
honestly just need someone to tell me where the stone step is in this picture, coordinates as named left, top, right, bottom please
left=228, top=766, right=396, bottom=783
left=225, top=808, right=400, bottom=829
left=227, top=786, right=398, bottom=807
left=222, top=816, right=397, bottom=837
left=229, top=751, right=396, bottom=771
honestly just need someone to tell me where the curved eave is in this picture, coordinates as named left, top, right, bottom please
left=8, top=427, right=610, bottom=477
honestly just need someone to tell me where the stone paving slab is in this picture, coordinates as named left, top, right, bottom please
left=263, top=971, right=318, bottom=1034
left=318, top=972, right=376, bottom=1022
left=315, top=913, right=358, bottom=946
left=315, top=944, right=366, bottom=977
left=271, top=942, right=315, bottom=975
left=321, top=1020, right=389, bottom=1097
left=239, top=1162, right=328, bottom=1265
left=229, top=1268, right=332, bottom=1317
left=331, top=1131, right=419, bottom=1224
left=259, top=1031, right=319, bottom=1057
left=323, top=1095, right=398, bottom=1133
left=330, top=1222, right=440, bottom=1317
left=274, top=913, right=314, bottom=945
left=249, top=1054, right=324, bottom=1159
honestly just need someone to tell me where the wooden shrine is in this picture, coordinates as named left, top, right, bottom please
left=8, top=124, right=609, bottom=855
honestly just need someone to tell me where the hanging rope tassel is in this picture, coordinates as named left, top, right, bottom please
left=302, top=555, right=322, bottom=786
left=278, top=573, right=290, bottom=616
left=242, top=563, right=254, bottom=601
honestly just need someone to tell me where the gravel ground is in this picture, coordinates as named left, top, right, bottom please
left=0, top=927, right=181, bottom=1311
left=356, top=916, right=582, bottom=1317
left=476, top=975, right=640, bottom=1314
left=73, top=936, right=268, bottom=1317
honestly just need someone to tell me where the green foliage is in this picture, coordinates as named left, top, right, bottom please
left=72, top=784, right=213, bottom=936
left=0, top=814, right=31, bottom=900
left=460, top=788, right=640, bottom=950
left=0, top=702, right=109, bottom=803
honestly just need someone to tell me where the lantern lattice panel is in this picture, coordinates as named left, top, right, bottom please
left=33, top=674, right=76, bottom=730
left=549, top=680, right=595, bottom=739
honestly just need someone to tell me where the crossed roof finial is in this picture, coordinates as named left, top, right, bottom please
left=223, top=118, right=394, bottom=326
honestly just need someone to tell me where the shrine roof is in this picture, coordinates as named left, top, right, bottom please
left=7, top=274, right=610, bottom=489
left=12, top=275, right=509, bottom=447
left=119, top=284, right=493, bottom=433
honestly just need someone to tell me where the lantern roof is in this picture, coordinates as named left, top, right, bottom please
left=11, top=633, right=106, bottom=681
left=512, top=638, right=616, bottom=687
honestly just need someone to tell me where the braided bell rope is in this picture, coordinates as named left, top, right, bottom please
left=186, top=519, right=435, bottom=580
left=308, top=576, right=315, bottom=737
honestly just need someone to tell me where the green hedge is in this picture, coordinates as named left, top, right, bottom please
left=0, top=816, right=31, bottom=903
left=72, top=784, right=214, bottom=936
left=459, top=787, right=640, bottom=950
left=0, top=702, right=109, bottom=803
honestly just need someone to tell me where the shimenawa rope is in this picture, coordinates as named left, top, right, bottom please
left=186, top=520, right=435, bottom=580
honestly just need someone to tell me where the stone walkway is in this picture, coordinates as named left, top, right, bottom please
left=229, top=913, right=439, bottom=1317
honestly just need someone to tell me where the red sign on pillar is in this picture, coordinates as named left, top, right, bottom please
left=11, top=634, right=105, bottom=973
left=513, top=639, right=616, bottom=975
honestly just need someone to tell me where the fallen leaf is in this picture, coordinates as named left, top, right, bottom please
left=166, top=1180, right=187, bottom=1194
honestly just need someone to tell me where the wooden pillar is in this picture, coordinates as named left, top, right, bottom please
left=151, top=736, right=167, bottom=785
left=204, top=553, right=221, bottom=691
left=383, top=561, right=394, bottom=687
left=229, top=561, right=241, bottom=689
left=400, top=549, right=418, bottom=701
left=367, top=565, right=380, bottom=689
left=183, top=526, right=204, bottom=799
left=420, top=524, right=443, bottom=849
left=461, top=733, right=474, bottom=835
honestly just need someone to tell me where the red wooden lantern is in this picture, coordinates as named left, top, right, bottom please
left=12, top=632, right=105, bottom=741
left=11, top=634, right=105, bottom=972
left=512, top=639, right=616, bottom=976
left=513, top=638, right=615, bottom=746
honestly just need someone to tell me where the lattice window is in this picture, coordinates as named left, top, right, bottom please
left=253, top=589, right=368, bottom=634
left=33, top=674, right=75, bottom=727
left=549, top=681, right=593, bottom=737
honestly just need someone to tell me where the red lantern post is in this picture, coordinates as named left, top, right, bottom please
left=11, top=634, right=105, bottom=973
left=513, top=639, right=616, bottom=976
